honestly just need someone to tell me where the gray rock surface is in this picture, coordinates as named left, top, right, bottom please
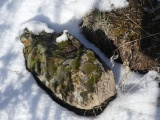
left=20, top=28, right=116, bottom=116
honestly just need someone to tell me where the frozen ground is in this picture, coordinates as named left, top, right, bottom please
left=0, top=0, right=160, bottom=120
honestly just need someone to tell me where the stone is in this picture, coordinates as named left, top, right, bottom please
left=20, top=28, right=116, bottom=116
left=81, top=0, right=160, bottom=73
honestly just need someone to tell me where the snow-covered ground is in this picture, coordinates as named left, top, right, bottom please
left=0, top=0, right=160, bottom=120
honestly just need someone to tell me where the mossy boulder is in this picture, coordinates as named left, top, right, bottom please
left=81, top=0, right=160, bottom=73
left=20, top=28, right=116, bottom=116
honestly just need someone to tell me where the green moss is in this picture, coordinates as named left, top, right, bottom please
left=129, top=31, right=139, bottom=41
left=93, top=72, right=102, bottom=83
left=46, top=58, right=59, bottom=78
left=87, top=50, right=96, bottom=62
left=87, top=50, right=94, bottom=57
left=70, top=57, right=81, bottom=70
left=28, top=44, right=46, bottom=71
left=83, top=62, right=102, bottom=92
left=80, top=91, right=88, bottom=102
left=83, top=62, right=97, bottom=75
left=49, top=65, right=58, bottom=77
left=59, top=83, right=68, bottom=99
left=85, top=77, right=95, bottom=92
left=114, top=29, right=120, bottom=36
left=85, top=74, right=100, bottom=93
left=66, top=75, right=74, bottom=92
left=57, top=41, right=68, bottom=49
left=59, top=73, right=74, bottom=99
left=76, top=49, right=83, bottom=56
left=59, top=83, right=67, bottom=93
left=53, top=50, right=61, bottom=55
left=74, top=78, right=79, bottom=84
left=55, top=65, right=74, bottom=97
left=52, top=65, right=58, bottom=73
left=74, top=75, right=82, bottom=84
left=59, top=65, right=70, bottom=73
left=52, top=81, right=59, bottom=92
left=82, top=60, right=102, bottom=92
left=114, top=27, right=127, bottom=37
left=29, top=56, right=38, bottom=70
left=55, top=64, right=71, bottom=83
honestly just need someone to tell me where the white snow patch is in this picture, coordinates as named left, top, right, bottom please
left=19, top=21, right=54, bottom=35
left=95, top=0, right=129, bottom=11
left=56, top=30, right=68, bottom=43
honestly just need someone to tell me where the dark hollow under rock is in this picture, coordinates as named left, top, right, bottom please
left=20, top=28, right=116, bottom=116
left=81, top=0, right=160, bottom=73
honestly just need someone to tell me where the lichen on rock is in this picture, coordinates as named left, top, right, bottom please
left=20, top=28, right=116, bottom=116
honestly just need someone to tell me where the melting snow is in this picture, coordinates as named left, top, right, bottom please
left=56, top=30, right=68, bottom=43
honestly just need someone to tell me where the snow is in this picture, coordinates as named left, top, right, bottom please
left=20, top=21, right=54, bottom=35
left=56, top=30, right=68, bottom=43
left=95, top=0, right=129, bottom=11
left=0, top=0, right=160, bottom=120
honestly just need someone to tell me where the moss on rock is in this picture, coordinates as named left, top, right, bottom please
left=20, top=28, right=116, bottom=115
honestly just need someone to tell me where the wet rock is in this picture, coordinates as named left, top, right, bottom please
left=20, top=28, right=116, bottom=116
left=81, top=0, right=160, bottom=73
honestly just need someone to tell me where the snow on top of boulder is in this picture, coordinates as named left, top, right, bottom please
left=96, top=0, right=129, bottom=11
left=19, top=21, right=54, bottom=35
left=56, top=30, right=68, bottom=43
